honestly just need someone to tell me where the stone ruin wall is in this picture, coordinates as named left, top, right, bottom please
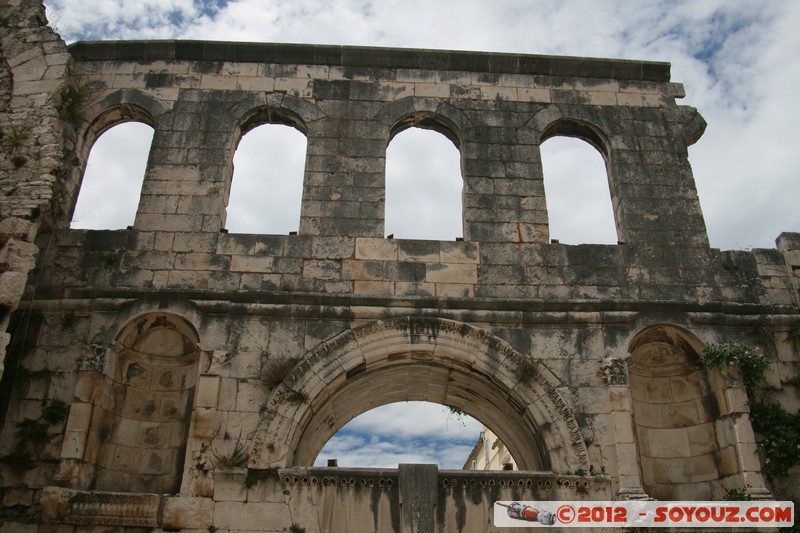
left=0, top=0, right=798, bottom=531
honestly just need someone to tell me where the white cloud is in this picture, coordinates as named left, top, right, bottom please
left=48, top=0, right=800, bottom=248
left=541, top=137, right=617, bottom=245
left=315, top=402, right=483, bottom=469
left=70, top=122, right=153, bottom=229
left=227, top=124, right=306, bottom=234
left=385, top=128, right=463, bottom=240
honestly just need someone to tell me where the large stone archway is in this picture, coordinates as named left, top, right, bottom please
left=252, top=317, right=588, bottom=473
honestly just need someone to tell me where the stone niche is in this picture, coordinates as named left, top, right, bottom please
left=57, top=313, right=201, bottom=494
left=628, top=325, right=721, bottom=500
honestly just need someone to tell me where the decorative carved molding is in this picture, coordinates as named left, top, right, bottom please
left=599, top=356, right=628, bottom=385
left=41, top=487, right=162, bottom=527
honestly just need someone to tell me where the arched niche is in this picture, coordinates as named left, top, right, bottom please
left=627, top=325, right=721, bottom=500
left=253, top=317, right=588, bottom=474
left=91, top=313, right=200, bottom=494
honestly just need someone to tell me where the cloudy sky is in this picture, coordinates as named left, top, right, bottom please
left=45, top=0, right=800, bottom=468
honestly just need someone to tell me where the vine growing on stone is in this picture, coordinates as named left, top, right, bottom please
left=701, top=341, right=800, bottom=476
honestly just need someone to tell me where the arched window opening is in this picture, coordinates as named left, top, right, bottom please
left=227, top=123, right=306, bottom=234
left=385, top=127, right=463, bottom=240
left=540, top=135, right=617, bottom=244
left=70, top=121, right=153, bottom=229
left=314, top=401, right=518, bottom=470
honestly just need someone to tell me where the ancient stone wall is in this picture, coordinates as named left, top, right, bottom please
left=0, top=0, right=68, bottom=380
left=0, top=4, right=798, bottom=531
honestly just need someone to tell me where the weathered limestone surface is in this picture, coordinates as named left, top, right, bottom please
left=0, top=1, right=798, bottom=531
left=0, top=0, right=68, bottom=379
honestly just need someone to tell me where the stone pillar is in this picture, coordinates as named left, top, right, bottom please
left=777, top=232, right=800, bottom=308
left=600, top=357, right=650, bottom=500
left=710, top=366, right=772, bottom=499
left=0, top=0, right=70, bottom=378
left=52, top=345, right=105, bottom=489
left=399, top=463, right=437, bottom=533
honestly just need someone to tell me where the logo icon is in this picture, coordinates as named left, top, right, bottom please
left=497, top=502, right=557, bottom=525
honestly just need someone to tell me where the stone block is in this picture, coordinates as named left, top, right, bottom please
left=172, top=232, right=218, bottom=252
left=577, top=387, right=612, bottom=414
left=612, top=411, right=634, bottom=443
left=64, top=402, right=92, bottom=434
left=425, top=263, right=478, bottom=284
left=275, top=77, right=313, bottom=97
left=355, top=237, right=397, bottom=260
left=214, top=500, right=290, bottom=529
left=213, top=468, right=248, bottom=502
left=434, top=283, right=473, bottom=298
left=303, top=259, right=341, bottom=280
left=162, top=496, right=214, bottom=529
left=615, top=442, right=640, bottom=477
left=480, top=86, right=517, bottom=100
left=398, top=240, right=440, bottom=262
left=717, top=445, right=739, bottom=476
left=196, top=375, right=221, bottom=408
left=311, top=237, right=355, bottom=259
left=439, top=241, right=480, bottom=263
left=725, top=387, right=750, bottom=414
left=666, top=457, right=690, bottom=483
left=662, top=399, right=702, bottom=427
left=192, top=407, right=218, bottom=438
left=608, top=388, right=632, bottom=411
left=415, top=82, right=450, bottom=98
left=342, top=259, right=385, bottom=280
left=616, top=92, right=644, bottom=106
left=668, top=374, right=705, bottom=403
left=174, top=252, right=231, bottom=271
left=73, top=372, right=98, bottom=403
left=588, top=90, right=618, bottom=105
left=394, top=281, right=435, bottom=296
left=231, top=255, right=275, bottom=273
left=687, top=423, right=717, bottom=456
left=687, top=454, right=719, bottom=483
left=647, top=427, right=691, bottom=458
left=60, top=430, right=86, bottom=460
left=236, top=380, right=267, bottom=412
left=354, top=280, right=392, bottom=295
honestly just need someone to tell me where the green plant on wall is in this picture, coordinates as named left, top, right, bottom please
left=285, top=390, right=308, bottom=405
left=58, top=83, right=89, bottom=125
left=97, top=249, right=124, bottom=269
left=6, top=124, right=27, bottom=148
left=515, top=357, right=538, bottom=383
left=59, top=312, right=83, bottom=331
left=724, top=485, right=753, bottom=501
left=244, top=467, right=279, bottom=488
left=214, top=439, right=250, bottom=468
left=41, top=399, right=69, bottom=425
left=747, top=400, right=800, bottom=476
left=701, top=342, right=768, bottom=391
left=258, top=356, right=300, bottom=389
left=0, top=399, right=69, bottom=474
left=701, top=341, right=800, bottom=477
